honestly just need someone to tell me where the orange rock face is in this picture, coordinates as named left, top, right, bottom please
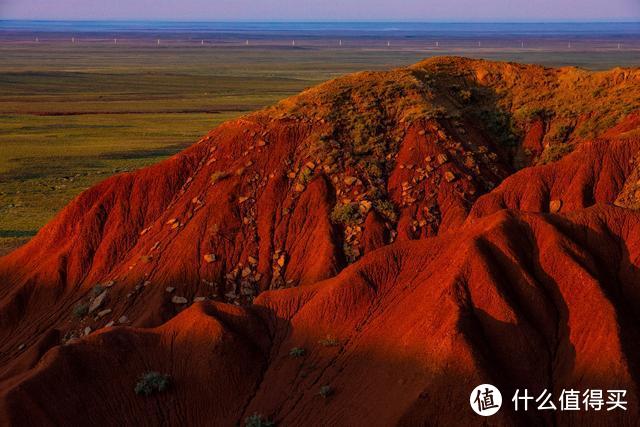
left=1, top=57, right=640, bottom=425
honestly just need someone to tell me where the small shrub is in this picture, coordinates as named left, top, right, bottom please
left=330, top=203, right=360, bottom=226
left=458, top=89, right=472, bottom=102
left=134, top=371, right=171, bottom=396
left=539, top=143, right=575, bottom=164
left=90, top=284, right=104, bottom=298
left=245, top=413, right=275, bottom=427
left=299, top=167, right=313, bottom=185
left=517, top=106, right=552, bottom=123
left=551, top=124, right=573, bottom=142
left=318, top=335, right=340, bottom=347
left=289, top=347, right=306, bottom=357
left=318, top=385, right=334, bottom=398
left=363, top=161, right=383, bottom=180
left=73, top=303, right=89, bottom=319
left=374, top=199, right=397, bottom=222
left=343, top=243, right=361, bottom=263
left=478, top=108, right=519, bottom=148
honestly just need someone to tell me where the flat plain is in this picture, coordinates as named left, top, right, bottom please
left=1, top=31, right=640, bottom=253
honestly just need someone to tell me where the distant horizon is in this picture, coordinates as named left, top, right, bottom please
left=2, top=0, right=638, bottom=22
left=1, top=19, right=640, bottom=23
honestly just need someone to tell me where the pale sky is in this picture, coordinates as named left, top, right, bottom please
left=1, top=0, right=639, bottom=21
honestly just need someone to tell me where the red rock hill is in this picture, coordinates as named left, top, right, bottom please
left=1, top=57, right=640, bottom=426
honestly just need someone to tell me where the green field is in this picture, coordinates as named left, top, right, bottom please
left=1, top=42, right=640, bottom=253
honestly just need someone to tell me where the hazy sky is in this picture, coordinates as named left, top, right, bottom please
left=1, top=0, right=639, bottom=21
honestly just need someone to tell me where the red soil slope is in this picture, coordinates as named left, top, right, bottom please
left=1, top=57, right=640, bottom=426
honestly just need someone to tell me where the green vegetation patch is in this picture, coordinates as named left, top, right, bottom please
left=134, top=371, right=171, bottom=396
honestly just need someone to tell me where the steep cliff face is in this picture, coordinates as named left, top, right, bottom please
left=1, top=57, right=640, bottom=426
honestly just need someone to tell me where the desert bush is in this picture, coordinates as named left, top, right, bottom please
left=134, top=371, right=171, bottom=396
left=90, top=284, right=104, bottom=297
left=363, top=161, right=384, bottom=180
left=73, top=303, right=89, bottom=318
left=330, top=203, right=360, bottom=226
left=458, top=89, right=472, bottom=102
left=318, top=385, right=334, bottom=398
left=374, top=199, right=397, bottom=222
left=551, top=124, right=574, bottom=142
left=343, top=244, right=360, bottom=263
left=245, top=413, right=275, bottom=427
left=539, top=143, right=574, bottom=164
left=478, top=108, right=519, bottom=147
left=516, top=106, right=553, bottom=123
left=422, top=106, right=447, bottom=121
left=289, top=347, right=306, bottom=357
left=299, top=167, right=313, bottom=185
left=318, top=335, right=340, bottom=347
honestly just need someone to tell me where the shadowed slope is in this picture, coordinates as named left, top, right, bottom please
left=2, top=206, right=640, bottom=426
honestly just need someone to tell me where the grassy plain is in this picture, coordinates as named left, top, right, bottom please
left=1, top=41, right=640, bottom=253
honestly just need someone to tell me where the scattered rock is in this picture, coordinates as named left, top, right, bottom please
left=83, top=327, right=92, bottom=336
left=88, top=291, right=108, bottom=314
left=193, top=297, right=206, bottom=302
left=242, top=266, right=252, bottom=278
left=344, top=176, right=358, bottom=186
left=118, top=316, right=129, bottom=324
left=549, top=199, right=562, bottom=213
left=166, top=286, right=175, bottom=293
left=359, top=200, right=372, bottom=214
left=277, top=254, right=286, bottom=268
left=203, top=254, right=216, bottom=263
left=614, top=156, right=640, bottom=209
left=437, top=154, right=449, bottom=165
left=444, top=171, right=456, bottom=183
left=172, top=296, right=188, bottom=304
left=97, top=309, right=112, bottom=318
